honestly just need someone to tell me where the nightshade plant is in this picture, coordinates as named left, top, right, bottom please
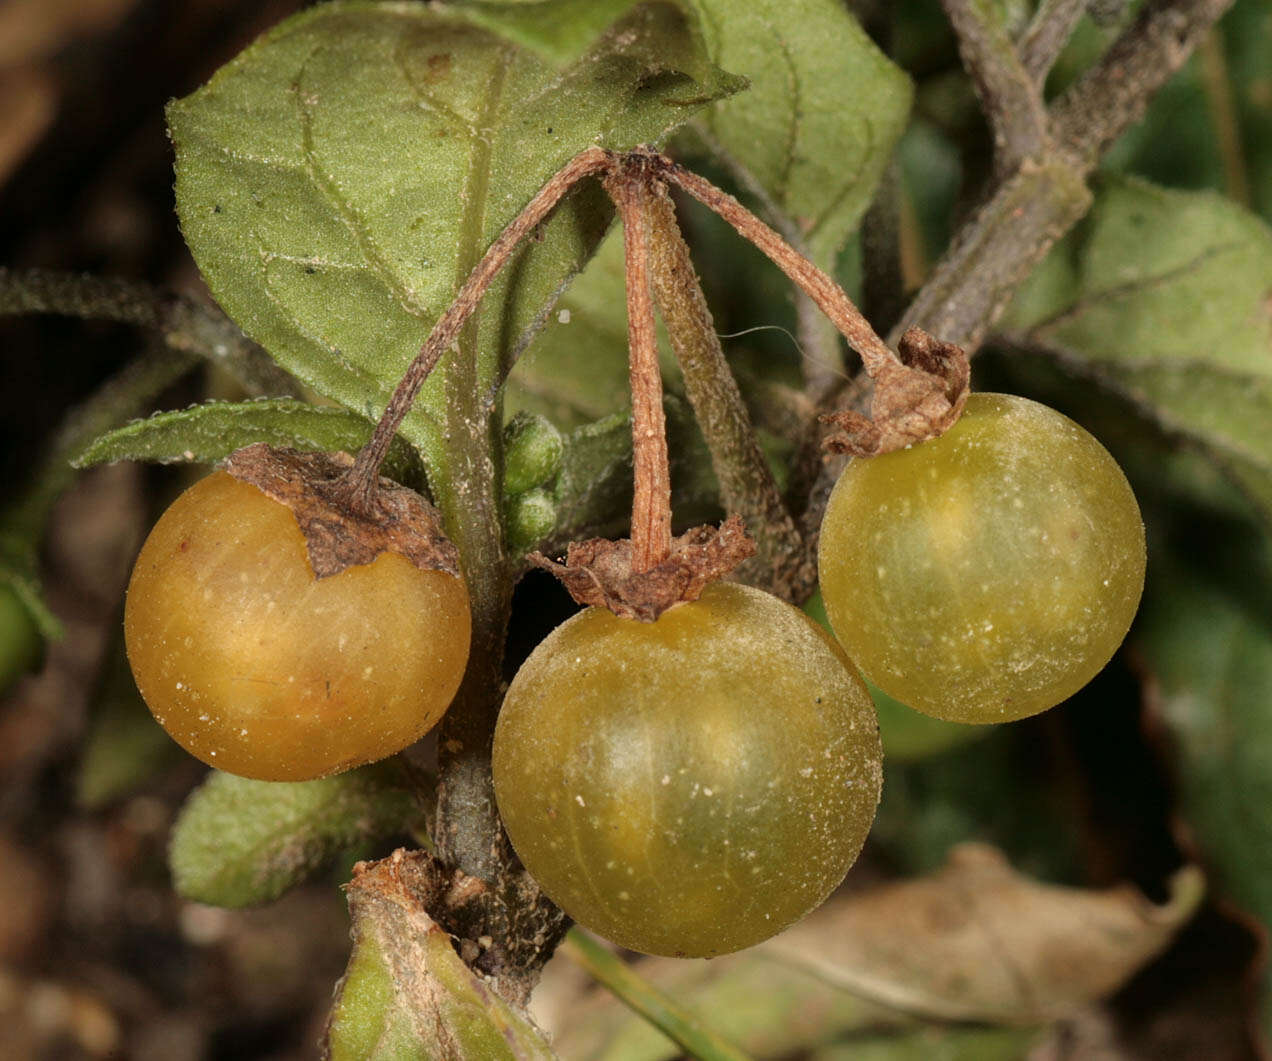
left=3, top=0, right=1270, bottom=1056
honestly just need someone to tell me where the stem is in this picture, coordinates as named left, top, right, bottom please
left=341, top=146, right=610, bottom=515
left=889, top=160, right=1093, bottom=351
left=665, top=163, right=899, bottom=380
left=939, top=0, right=1049, bottom=173
left=683, top=121, right=844, bottom=397
left=1197, top=27, right=1251, bottom=207
left=1049, top=0, right=1236, bottom=170
left=0, top=267, right=295, bottom=397
left=1018, top=0, right=1088, bottom=85
left=605, top=164, right=672, bottom=573
left=644, top=183, right=805, bottom=595
left=559, top=930, right=755, bottom=1061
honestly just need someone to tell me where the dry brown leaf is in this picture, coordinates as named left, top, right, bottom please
left=765, top=843, right=1204, bottom=1025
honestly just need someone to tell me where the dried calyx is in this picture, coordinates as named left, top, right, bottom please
left=225, top=443, right=460, bottom=580
left=821, top=327, right=970, bottom=457
left=531, top=516, right=755, bottom=622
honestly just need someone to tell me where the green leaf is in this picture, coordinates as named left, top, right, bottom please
left=685, top=0, right=912, bottom=263
left=451, top=0, right=715, bottom=71
left=1135, top=530, right=1272, bottom=1046
left=72, top=399, right=424, bottom=486
left=504, top=226, right=633, bottom=428
left=170, top=763, right=425, bottom=908
left=325, top=850, right=555, bottom=1059
left=168, top=0, right=740, bottom=485
left=1015, top=178, right=1272, bottom=522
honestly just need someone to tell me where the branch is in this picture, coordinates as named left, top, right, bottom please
left=1050, top=0, right=1236, bottom=171
left=1018, top=0, right=1088, bottom=85
left=792, top=0, right=1234, bottom=547
left=0, top=267, right=298, bottom=397
left=683, top=121, right=844, bottom=399
left=939, top=0, right=1048, bottom=173
left=644, top=184, right=808, bottom=599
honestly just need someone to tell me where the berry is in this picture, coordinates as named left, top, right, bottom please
left=124, top=471, right=470, bottom=781
left=817, top=393, right=1145, bottom=724
left=492, top=581, right=881, bottom=958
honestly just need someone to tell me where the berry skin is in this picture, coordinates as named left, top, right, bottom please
left=124, top=471, right=470, bottom=781
left=492, top=581, right=882, bottom=958
left=817, top=392, right=1145, bottom=724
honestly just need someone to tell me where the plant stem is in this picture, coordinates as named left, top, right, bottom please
left=605, top=162, right=672, bottom=573
left=1018, top=0, right=1088, bottom=85
left=940, top=0, right=1049, bottom=173
left=1197, top=26, right=1251, bottom=208
left=889, top=160, right=1093, bottom=350
left=1049, top=0, right=1236, bottom=170
left=0, top=266, right=295, bottom=396
left=683, top=121, right=845, bottom=398
left=559, top=929, right=755, bottom=1061
left=340, top=146, right=610, bottom=515
left=644, top=183, right=806, bottom=595
left=665, top=163, right=900, bottom=381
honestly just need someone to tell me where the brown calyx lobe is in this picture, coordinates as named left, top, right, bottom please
left=225, top=443, right=460, bottom=580
left=530, top=515, right=756, bottom=622
left=821, top=328, right=970, bottom=457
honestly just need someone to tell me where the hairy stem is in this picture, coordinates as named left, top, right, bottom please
left=1018, top=0, right=1088, bottom=85
left=644, top=183, right=805, bottom=596
left=940, top=0, right=1049, bottom=174
left=1050, top=0, right=1236, bottom=169
left=666, top=163, right=899, bottom=379
left=682, top=122, right=844, bottom=398
left=0, top=266, right=295, bottom=397
left=341, top=146, right=609, bottom=515
left=605, top=165, right=672, bottom=573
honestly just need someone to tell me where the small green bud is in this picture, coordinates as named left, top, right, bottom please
left=503, top=413, right=563, bottom=496
left=504, top=488, right=557, bottom=555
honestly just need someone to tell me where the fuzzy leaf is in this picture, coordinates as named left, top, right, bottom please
left=72, top=399, right=424, bottom=485
left=171, top=763, right=425, bottom=908
left=325, top=851, right=555, bottom=1060
left=505, top=227, right=633, bottom=429
left=684, top=0, right=912, bottom=263
left=1136, top=534, right=1272, bottom=1045
left=1016, top=179, right=1272, bottom=521
left=451, top=0, right=711, bottom=69
left=168, top=0, right=740, bottom=489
